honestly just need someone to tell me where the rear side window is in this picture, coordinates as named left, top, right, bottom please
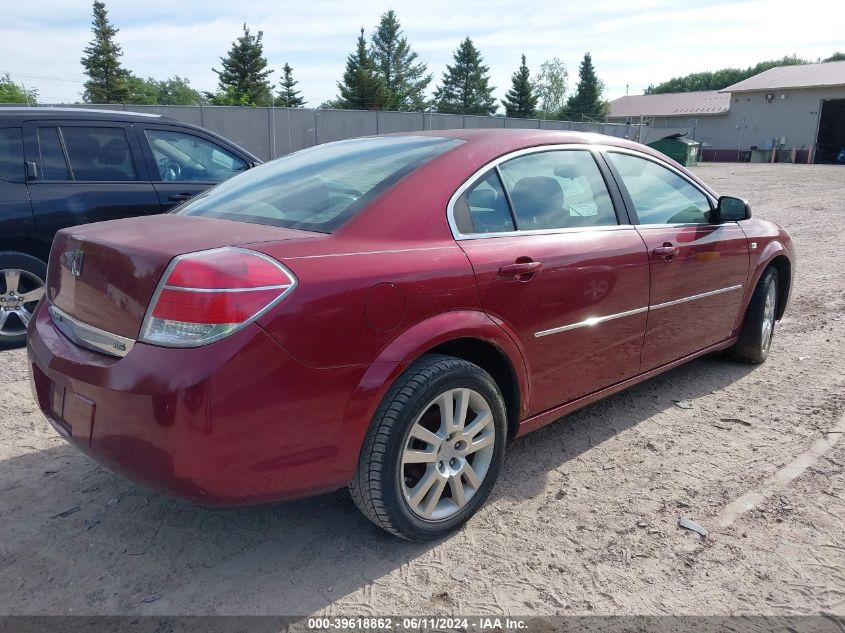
left=61, top=126, right=137, bottom=181
left=145, top=129, right=247, bottom=182
left=498, top=150, right=618, bottom=230
left=606, top=152, right=711, bottom=224
left=453, top=170, right=515, bottom=234
left=36, top=127, right=70, bottom=180
left=0, top=128, right=24, bottom=182
left=178, top=136, right=462, bottom=233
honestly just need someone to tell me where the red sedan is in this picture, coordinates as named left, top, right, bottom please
left=27, top=130, right=794, bottom=540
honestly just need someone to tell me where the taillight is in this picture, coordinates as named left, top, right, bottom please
left=139, top=247, right=296, bottom=347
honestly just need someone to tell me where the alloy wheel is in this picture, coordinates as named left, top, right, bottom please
left=400, top=387, right=496, bottom=521
left=761, top=279, right=776, bottom=352
left=0, top=268, right=45, bottom=339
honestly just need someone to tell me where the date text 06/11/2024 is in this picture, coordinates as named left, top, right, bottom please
left=305, top=617, right=529, bottom=630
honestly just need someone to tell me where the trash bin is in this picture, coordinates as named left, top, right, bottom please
left=647, top=133, right=701, bottom=166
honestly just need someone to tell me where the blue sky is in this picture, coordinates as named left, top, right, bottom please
left=2, top=0, right=841, bottom=108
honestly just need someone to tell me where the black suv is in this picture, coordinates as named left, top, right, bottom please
left=0, top=107, right=260, bottom=348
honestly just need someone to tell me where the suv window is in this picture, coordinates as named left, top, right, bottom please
left=498, top=150, right=617, bottom=230
left=60, top=126, right=137, bottom=181
left=607, top=152, right=711, bottom=224
left=37, top=127, right=70, bottom=181
left=453, top=170, right=515, bottom=234
left=144, top=129, right=247, bottom=182
left=0, top=128, right=24, bottom=182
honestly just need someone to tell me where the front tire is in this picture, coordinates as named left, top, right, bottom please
left=349, top=354, right=507, bottom=541
left=729, top=266, right=779, bottom=364
left=0, top=252, right=47, bottom=350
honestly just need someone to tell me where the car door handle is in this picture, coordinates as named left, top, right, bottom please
left=653, top=244, right=680, bottom=261
left=499, top=261, right=543, bottom=277
left=168, top=193, right=193, bottom=202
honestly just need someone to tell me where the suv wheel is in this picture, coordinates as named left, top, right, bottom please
left=0, top=252, right=47, bottom=349
left=350, top=354, right=507, bottom=541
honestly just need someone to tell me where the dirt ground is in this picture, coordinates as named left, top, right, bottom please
left=0, top=163, right=843, bottom=617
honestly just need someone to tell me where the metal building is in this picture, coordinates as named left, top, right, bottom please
left=606, top=90, right=731, bottom=150
left=720, top=61, right=845, bottom=163
left=609, top=61, right=845, bottom=163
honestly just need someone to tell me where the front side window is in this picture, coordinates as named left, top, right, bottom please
left=453, top=170, right=515, bottom=234
left=144, top=129, right=248, bottom=182
left=60, top=126, right=137, bottom=181
left=607, top=152, right=711, bottom=224
left=498, top=150, right=618, bottom=230
left=0, top=128, right=24, bottom=182
left=178, top=135, right=462, bottom=233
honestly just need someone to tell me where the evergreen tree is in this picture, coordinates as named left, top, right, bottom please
left=212, top=24, right=273, bottom=106
left=502, top=55, right=537, bottom=117
left=336, top=28, right=388, bottom=110
left=561, top=52, right=607, bottom=121
left=276, top=63, right=305, bottom=107
left=370, top=10, right=431, bottom=111
left=433, top=38, right=496, bottom=115
left=80, top=1, right=130, bottom=103
left=0, top=74, right=37, bottom=105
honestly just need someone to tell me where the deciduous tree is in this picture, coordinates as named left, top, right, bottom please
left=644, top=55, right=806, bottom=94
left=534, top=58, right=567, bottom=119
left=0, top=74, right=37, bottom=105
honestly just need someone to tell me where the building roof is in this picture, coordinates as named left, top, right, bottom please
left=608, top=91, right=730, bottom=118
left=719, top=61, right=845, bottom=92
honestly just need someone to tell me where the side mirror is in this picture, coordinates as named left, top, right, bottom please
left=716, top=196, right=751, bottom=222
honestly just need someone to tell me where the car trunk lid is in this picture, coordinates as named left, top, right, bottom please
left=47, top=215, right=318, bottom=340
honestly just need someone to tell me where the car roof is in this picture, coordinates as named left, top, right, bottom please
left=0, top=107, right=169, bottom=124
left=380, top=128, right=716, bottom=198
left=396, top=127, right=650, bottom=154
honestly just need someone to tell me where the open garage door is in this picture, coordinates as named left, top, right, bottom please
left=815, top=98, right=845, bottom=164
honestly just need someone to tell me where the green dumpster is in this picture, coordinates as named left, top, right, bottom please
left=647, top=133, right=700, bottom=166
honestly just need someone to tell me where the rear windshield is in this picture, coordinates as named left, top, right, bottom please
left=177, top=135, right=462, bottom=232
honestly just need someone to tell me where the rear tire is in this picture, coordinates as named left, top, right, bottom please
left=728, top=266, right=778, bottom=364
left=349, top=354, right=507, bottom=541
left=0, top=252, right=47, bottom=350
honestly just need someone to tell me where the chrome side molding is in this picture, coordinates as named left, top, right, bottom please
left=534, top=284, right=743, bottom=338
left=535, top=306, right=648, bottom=338
left=649, top=285, right=743, bottom=311
left=48, top=304, right=135, bottom=358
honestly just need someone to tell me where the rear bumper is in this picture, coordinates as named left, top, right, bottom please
left=27, top=301, right=370, bottom=505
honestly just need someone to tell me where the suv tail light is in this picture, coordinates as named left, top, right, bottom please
left=140, top=247, right=296, bottom=347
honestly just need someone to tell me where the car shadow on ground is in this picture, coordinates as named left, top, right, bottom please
left=0, top=353, right=756, bottom=614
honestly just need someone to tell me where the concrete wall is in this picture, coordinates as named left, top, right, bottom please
left=43, top=104, right=644, bottom=162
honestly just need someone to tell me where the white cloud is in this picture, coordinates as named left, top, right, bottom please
left=1, top=0, right=841, bottom=106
